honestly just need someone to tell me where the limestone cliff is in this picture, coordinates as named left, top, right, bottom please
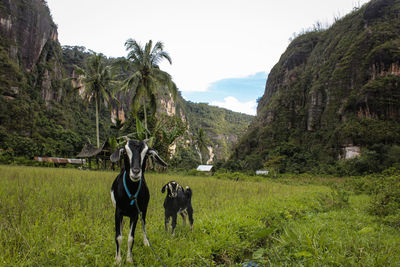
left=0, top=0, right=63, bottom=103
left=230, top=0, right=400, bottom=172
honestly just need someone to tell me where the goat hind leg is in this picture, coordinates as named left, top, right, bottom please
left=180, top=210, right=188, bottom=227
left=188, top=206, right=194, bottom=231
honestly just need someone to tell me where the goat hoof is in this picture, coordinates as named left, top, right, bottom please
left=115, top=256, right=122, bottom=265
left=127, top=256, right=133, bottom=263
left=144, top=238, right=150, bottom=247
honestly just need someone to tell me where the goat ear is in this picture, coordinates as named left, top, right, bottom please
left=148, top=148, right=168, bottom=167
left=110, top=148, right=124, bottom=162
left=161, top=184, right=168, bottom=193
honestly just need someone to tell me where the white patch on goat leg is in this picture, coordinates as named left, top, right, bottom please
left=110, top=190, right=116, bottom=208
left=127, top=223, right=134, bottom=263
left=116, top=235, right=122, bottom=264
left=141, top=219, right=150, bottom=246
left=181, top=210, right=188, bottom=227
left=115, top=220, right=123, bottom=264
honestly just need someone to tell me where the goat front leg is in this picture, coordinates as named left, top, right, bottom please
left=171, top=213, right=178, bottom=235
left=115, top=212, right=124, bottom=264
left=127, top=216, right=138, bottom=263
left=165, top=215, right=170, bottom=232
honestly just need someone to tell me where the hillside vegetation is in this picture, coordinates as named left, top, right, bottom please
left=230, top=0, right=400, bottom=175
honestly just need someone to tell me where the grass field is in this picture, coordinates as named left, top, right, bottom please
left=1, top=165, right=399, bottom=266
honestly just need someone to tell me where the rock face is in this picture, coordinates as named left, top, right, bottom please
left=231, top=0, right=400, bottom=171
left=342, top=146, right=361, bottom=159
left=0, top=0, right=63, bottom=103
left=0, top=0, right=58, bottom=70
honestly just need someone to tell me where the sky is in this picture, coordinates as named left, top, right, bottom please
left=46, top=0, right=370, bottom=115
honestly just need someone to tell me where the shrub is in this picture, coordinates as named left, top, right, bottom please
left=369, top=174, right=400, bottom=227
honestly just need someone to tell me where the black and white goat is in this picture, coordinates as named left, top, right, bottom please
left=161, top=181, right=193, bottom=234
left=110, top=139, right=167, bottom=264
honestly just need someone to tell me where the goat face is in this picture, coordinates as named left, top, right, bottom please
left=125, top=140, right=148, bottom=181
left=110, top=140, right=167, bottom=182
left=161, top=181, right=183, bottom=198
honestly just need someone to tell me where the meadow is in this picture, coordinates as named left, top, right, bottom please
left=1, top=165, right=399, bottom=266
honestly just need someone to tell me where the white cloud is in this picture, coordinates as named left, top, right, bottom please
left=211, top=96, right=257, bottom=116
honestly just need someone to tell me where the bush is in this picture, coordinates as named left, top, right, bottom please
left=369, top=174, right=400, bottom=227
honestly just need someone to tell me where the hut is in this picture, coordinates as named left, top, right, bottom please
left=77, top=140, right=113, bottom=169
left=34, top=156, right=85, bottom=167
left=196, top=165, right=215, bottom=175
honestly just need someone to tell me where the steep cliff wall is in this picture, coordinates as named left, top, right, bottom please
left=0, top=0, right=63, bottom=102
left=0, top=0, right=58, bottom=70
left=230, top=0, right=400, bottom=173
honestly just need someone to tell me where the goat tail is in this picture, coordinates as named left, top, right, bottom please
left=185, top=186, right=192, bottom=199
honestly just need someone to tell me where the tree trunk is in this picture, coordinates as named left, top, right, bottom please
left=96, top=96, right=100, bottom=148
left=143, top=96, right=148, bottom=139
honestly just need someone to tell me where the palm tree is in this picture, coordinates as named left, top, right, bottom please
left=74, top=52, right=114, bottom=148
left=122, top=39, right=177, bottom=137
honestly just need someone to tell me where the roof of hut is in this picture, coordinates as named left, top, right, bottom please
left=77, top=141, right=112, bottom=158
left=196, top=165, right=214, bottom=172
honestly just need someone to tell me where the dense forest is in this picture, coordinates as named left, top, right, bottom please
left=228, top=0, right=400, bottom=175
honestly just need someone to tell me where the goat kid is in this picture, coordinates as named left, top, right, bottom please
left=110, top=139, right=167, bottom=264
left=161, top=181, right=193, bottom=234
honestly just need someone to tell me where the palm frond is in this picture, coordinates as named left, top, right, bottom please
left=130, top=84, right=145, bottom=114
left=121, top=71, right=141, bottom=92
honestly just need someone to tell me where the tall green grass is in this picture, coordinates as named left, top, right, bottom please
left=0, top=165, right=399, bottom=266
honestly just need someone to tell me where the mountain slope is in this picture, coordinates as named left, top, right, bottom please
left=230, top=0, right=400, bottom=173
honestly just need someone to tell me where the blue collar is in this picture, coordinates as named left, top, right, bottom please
left=123, top=171, right=142, bottom=206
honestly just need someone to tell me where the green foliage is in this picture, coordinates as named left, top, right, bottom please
left=169, top=144, right=201, bottom=170
left=119, top=115, right=186, bottom=163
left=369, top=174, right=400, bottom=227
left=325, top=145, right=400, bottom=176
left=184, top=101, right=253, bottom=161
left=0, top=46, right=25, bottom=92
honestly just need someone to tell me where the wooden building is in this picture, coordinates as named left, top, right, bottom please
left=77, top=141, right=113, bottom=169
